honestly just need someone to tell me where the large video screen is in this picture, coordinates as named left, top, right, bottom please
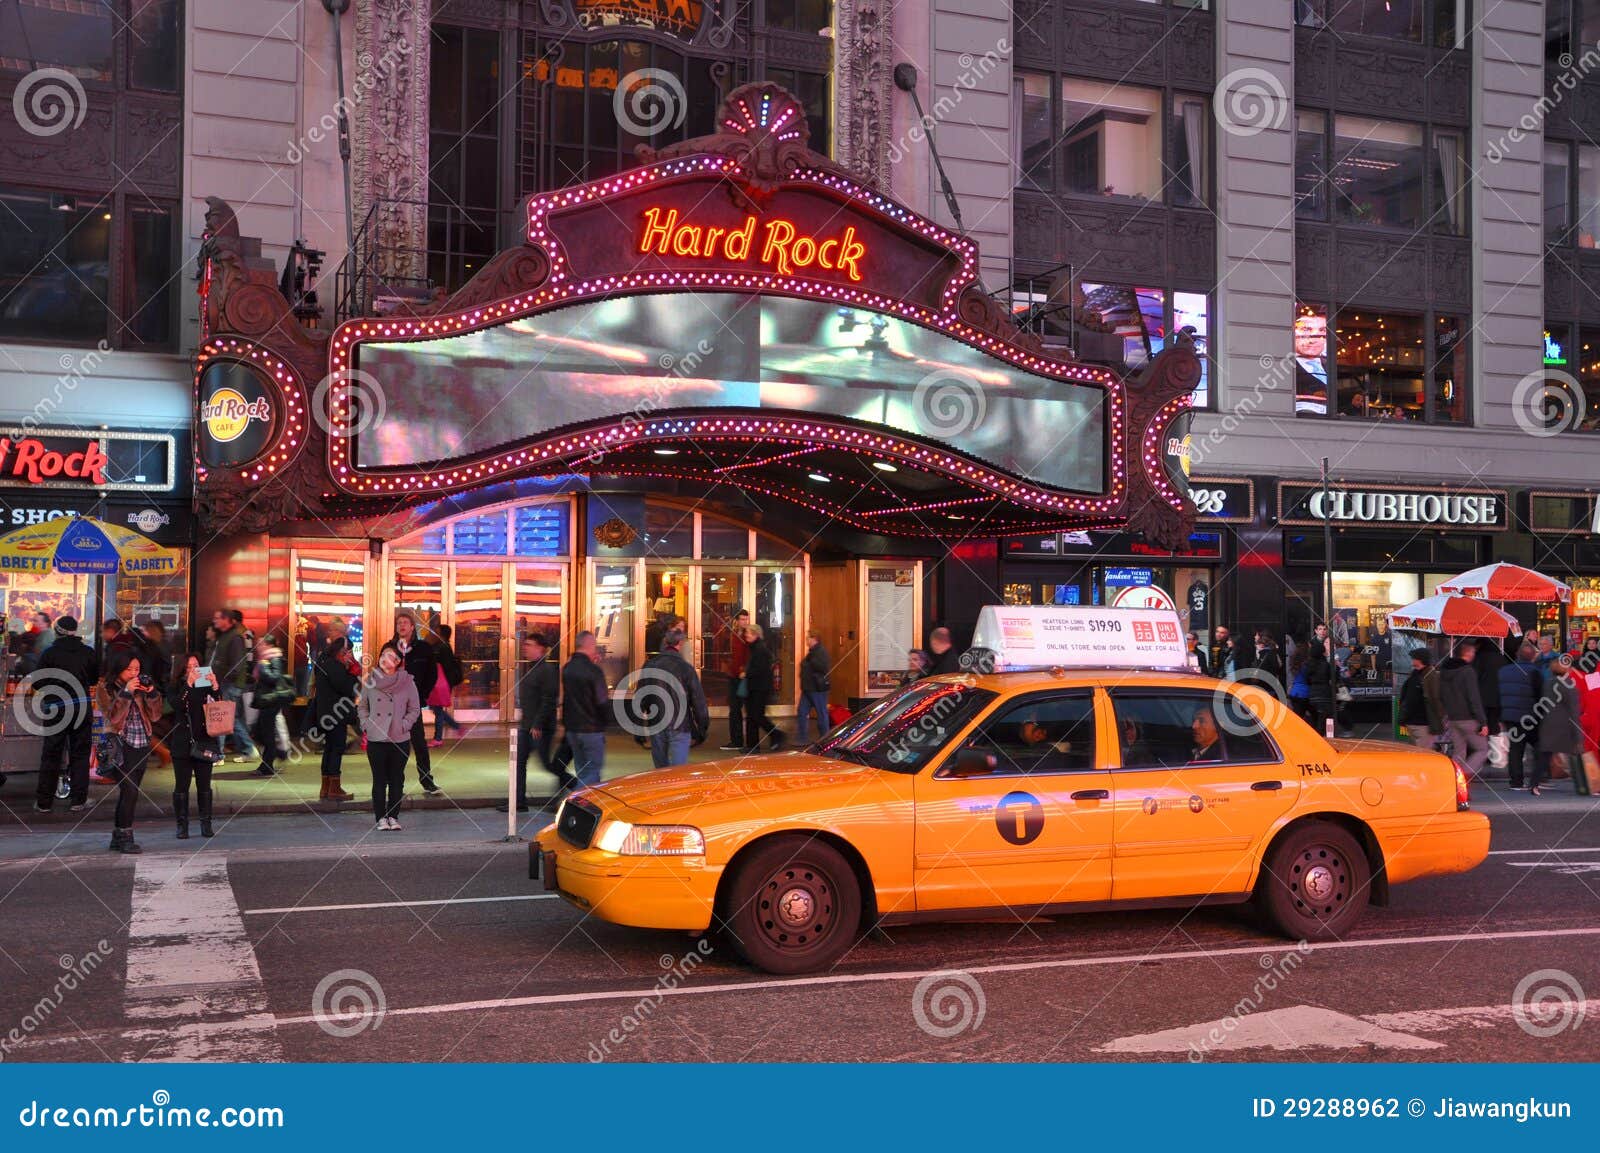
left=355, top=292, right=1106, bottom=493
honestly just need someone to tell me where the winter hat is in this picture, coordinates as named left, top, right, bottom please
left=1408, top=648, right=1431, bottom=665
left=55, top=616, right=79, bottom=635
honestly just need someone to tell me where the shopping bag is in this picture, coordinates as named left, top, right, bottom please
left=1549, top=752, right=1571, bottom=780
left=204, top=697, right=237, bottom=737
left=1488, top=731, right=1509, bottom=769
left=274, top=711, right=291, bottom=755
left=1580, top=751, right=1600, bottom=796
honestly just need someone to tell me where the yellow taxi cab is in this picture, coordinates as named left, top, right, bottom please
left=532, top=606, right=1489, bottom=973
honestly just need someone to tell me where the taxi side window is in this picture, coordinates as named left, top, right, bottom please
left=1110, top=691, right=1279, bottom=769
left=957, top=692, right=1097, bottom=775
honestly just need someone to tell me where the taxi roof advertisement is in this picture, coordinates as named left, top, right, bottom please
left=970, top=605, right=1188, bottom=670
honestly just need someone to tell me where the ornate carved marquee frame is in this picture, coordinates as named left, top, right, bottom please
left=195, top=83, right=1197, bottom=547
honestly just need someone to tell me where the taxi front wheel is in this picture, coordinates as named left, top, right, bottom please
left=1255, top=822, right=1370, bottom=942
left=720, top=836, right=862, bottom=975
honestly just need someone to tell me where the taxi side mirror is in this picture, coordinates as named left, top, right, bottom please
left=948, top=748, right=999, bottom=778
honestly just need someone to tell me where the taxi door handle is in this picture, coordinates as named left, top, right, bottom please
left=1070, top=789, right=1109, bottom=801
left=1250, top=780, right=1284, bottom=791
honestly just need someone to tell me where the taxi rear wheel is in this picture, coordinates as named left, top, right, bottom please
left=1256, top=822, right=1370, bottom=941
left=721, top=836, right=862, bottom=975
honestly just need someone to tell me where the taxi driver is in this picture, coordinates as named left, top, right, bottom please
left=1190, top=707, right=1222, bottom=763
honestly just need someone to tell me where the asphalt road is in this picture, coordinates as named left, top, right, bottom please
left=1, top=799, right=1597, bottom=1064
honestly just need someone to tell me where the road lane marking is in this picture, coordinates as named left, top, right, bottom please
left=125, top=856, right=282, bottom=1062
left=1098, top=998, right=1600, bottom=1055
left=242, top=894, right=561, bottom=916
left=1488, top=847, right=1600, bottom=855
left=264, top=924, right=1600, bottom=1028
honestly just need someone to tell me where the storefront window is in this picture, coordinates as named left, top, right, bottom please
left=1334, top=309, right=1426, bottom=419
left=291, top=553, right=367, bottom=684
left=452, top=511, right=509, bottom=555
left=1061, top=79, right=1163, bottom=201
left=1003, top=583, right=1036, bottom=606
left=1546, top=141, right=1572, bottom=243
left=1173, top=290, right=1210, bottom=407
left=1295, top=110, right=1328, bottom=220
left=592, top=563, right=635, bottom=687
left=642, top=502, right=694, bottom=559
left=1171, top=94, right=1209, bottom=208
left=1577, top=327, right=1600, bottom=431
left=1329, top=572, right=1418, bottom=698
left=513, top=503, right=567, bottom=556
left=1332, top=116, right=1424, bottom=229
left=1578, top=144, right=1600, bottom=249
left=1293, top=303, right=1330, bottom=416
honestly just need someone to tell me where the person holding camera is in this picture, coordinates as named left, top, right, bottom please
left=168, top=654, right=222, bottom=838
left=97, top=648, right=165, bottom=853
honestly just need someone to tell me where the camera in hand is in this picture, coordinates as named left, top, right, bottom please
left=138, top=674, right=153, bottom=688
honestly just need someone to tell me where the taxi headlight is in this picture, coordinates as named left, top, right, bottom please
left=594, top=821, right=705, bottom=856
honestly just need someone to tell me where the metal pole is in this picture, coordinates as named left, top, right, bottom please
left=1322, top=457, right=1336, bottom=739
left=323, top=0, right=356, bottom=261
left=505, top=726, right=521, bottom=843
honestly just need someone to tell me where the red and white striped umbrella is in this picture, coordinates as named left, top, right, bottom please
left=1434, top=562, right=1571, bottom=604
left=1388, top=594, right=1521, bottom=637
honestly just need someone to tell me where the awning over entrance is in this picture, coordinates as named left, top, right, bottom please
left=193, top=83, right=1198, bottom=546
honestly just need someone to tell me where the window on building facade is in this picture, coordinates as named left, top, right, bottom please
left=1072, top=283, right=1210, bottom=406
left=1015, top=76, right=1210, bottom=207
left=1295, top=110, right=1329, bottom=219
left=1297, top=0, right=1465, bottom=44
left=1579, top=144, right=1600, bottom=248
left=1549, top=0, right=1574, bottom=67
left=1061, top=79, right=1164, bottom=201
left=0, top=1, right=182, bottom=349
left=1546, top=140, right=1573, bottom=242
left=1542, top=325, right=1600, bottom=432
left=1431, top=129, right=1467, bottom=233
left=427, top=7, right=832, bottom=295
left=1296, top=305, right=1469, bottom=423
left=1331, top=116, right=1425, bottom=229
left=1171, top=95, right=1209, bottom=208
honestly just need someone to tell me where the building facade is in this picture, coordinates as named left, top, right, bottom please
left=8, top=0, right=1600, bottom=713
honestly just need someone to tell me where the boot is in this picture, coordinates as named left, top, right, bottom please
left=327, top=775, right=355, bottom=802
left=317, top=775, right=330, bottom=801
left=173, top=791, right=189, bottom=839
left=112, top=827, right=142, bottom=854
left=198, top=788, right=215, bottom=838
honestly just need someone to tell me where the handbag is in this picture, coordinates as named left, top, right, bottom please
left=95, top=731, right=125, bottom=777
left=1488, top=731, right=1510, bottom=769
left=1580, top=750, right=1600, bottom=796
left=204, top=697, right=237, bottom=737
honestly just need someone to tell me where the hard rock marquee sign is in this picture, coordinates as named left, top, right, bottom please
left=192, top=83, right=1199, bottom=547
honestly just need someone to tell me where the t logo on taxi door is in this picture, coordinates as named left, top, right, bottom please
left=995, top=791, right=1045, bottom=846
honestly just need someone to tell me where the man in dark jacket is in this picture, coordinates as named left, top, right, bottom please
left=563, top=630, right=610, bottom=787
left=388, top=610, right=441, bottom=795
left=927, top=627, right=960, bottom=676
left=311, top=636, right=360, bottom=801
left=641, top=629, right=710, bottom=768
left=1398, top=648, right=1445, bottom=751
left=1498, top=642, right=1544, bottom=788
left=1472, top=636, right=1505, bottom=737
left=797, top=631, right=832, bottom=742
left=208, top=608, right=257, bottom=761
left=720, top=609, right=752, bottom=751
left=1439, top=639, right=1489, bottom=776
left=505, top=632, right=561, bottom=810
left=32, top=617, right=100, bottom=812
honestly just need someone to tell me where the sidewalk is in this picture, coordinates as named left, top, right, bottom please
left=0, top=725, right=747, bottom=826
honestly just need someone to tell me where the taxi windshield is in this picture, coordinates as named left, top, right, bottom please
left=812, top=680, right=996, bottom=773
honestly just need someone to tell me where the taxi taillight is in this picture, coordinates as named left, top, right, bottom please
left=1453, top=760, right=1471, bottom=810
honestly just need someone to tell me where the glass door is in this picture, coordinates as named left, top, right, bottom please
left=644, top=564, right=692, bottom=660
left=697, top=567, right=746, bottom=713
left=394, top=564, right=445, bottom=649
left=451, top=564, right=504, bottom=716
left=754, top=568, right=798, bottom=713
left=590, top=562, right=637, bottom=689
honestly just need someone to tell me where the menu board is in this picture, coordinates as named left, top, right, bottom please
left=970, top=606, right=1187, bottom=670
left=866, top=566, right=917, bottom=691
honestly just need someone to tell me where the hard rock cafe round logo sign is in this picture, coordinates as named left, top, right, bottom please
left=201, top=387, right=270, bottom=444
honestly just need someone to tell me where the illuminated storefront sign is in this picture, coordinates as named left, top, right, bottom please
left=638, top=207, right=866, bottom=281
left=0, top=437, right=108, bottom=486
left=1279, top=482, right=1509, bottom=530
left=197, top=359, right=278, bottom=469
